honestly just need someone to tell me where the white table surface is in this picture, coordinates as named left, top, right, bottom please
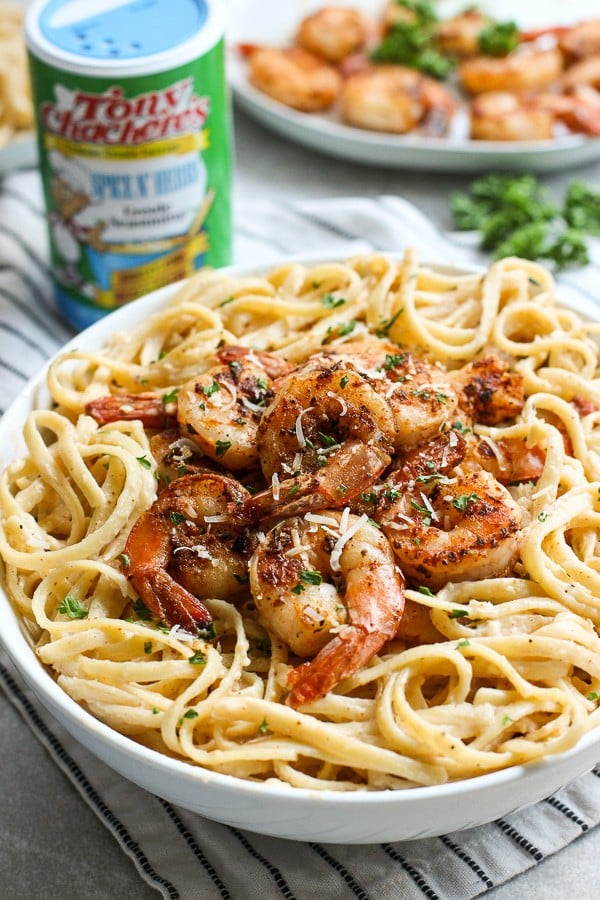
left=2, top=105, right=600, bottom=899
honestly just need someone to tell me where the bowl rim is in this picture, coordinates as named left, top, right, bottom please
left=1, top=249, right=599, bottom=807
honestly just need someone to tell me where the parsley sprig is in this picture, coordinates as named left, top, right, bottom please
left=450, top=174, right=599, bottom=270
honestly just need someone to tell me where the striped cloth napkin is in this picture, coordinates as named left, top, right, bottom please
left=1, top=169, right=600, bottom=900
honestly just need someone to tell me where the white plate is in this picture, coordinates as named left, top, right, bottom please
left=227, top=0, right=600, bottom=173
left=1, top=253, right=600, bottom=843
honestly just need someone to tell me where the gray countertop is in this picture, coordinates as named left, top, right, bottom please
left=1, top=106, right=600, bottom=898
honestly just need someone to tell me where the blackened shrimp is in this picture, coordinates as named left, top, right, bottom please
left=321, top=339, right=461, bottom=449
left=87, top=348, right=285, bottom=471
left=450, top=355, right=525, bottom=426
left=249, top=511, right=405, bottom=707
left=378, top=467, right=522, bottom=590
left=124, top=473, right=256, bottom=632
left=245, top=363, right=395, bottom=518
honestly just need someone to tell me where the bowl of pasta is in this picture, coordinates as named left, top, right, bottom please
left=1, top=250, right=600, bottom=843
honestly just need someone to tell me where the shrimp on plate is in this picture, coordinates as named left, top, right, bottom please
left=87, top=347, right=290, bottom=471
left=469, top=91, right=556, bottom=141
left=520, top=19, right=600, bottom=61
left=246, top=46, right=342, bottom=112
left=378, top=466, right=522, bottom=591
left=295, top=6, right=372, bottom=64
left=469, top=87, right=600, bottom=140
left=245, top=362, right=396, bottom=519
left=459, top=47, right=563, bottom=95
left=249, top=510, right=405, bottom=707
left=320, top=338, right=461, bottom=449
left=450, top=355, right=525, bottom=426
left=340, top=65, right=457, bottom=136
left=124, top=473, right=256, bottom=632
left=434, top=9, right=493, bottom=58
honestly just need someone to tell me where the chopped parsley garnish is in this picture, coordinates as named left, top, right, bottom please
left=169, top=510, right=186, bottom=524
left=588, top=691, right=599, bottom=701
left=215, top=439, right=232, bottom=457
left=300, top=570, right=322, bottom=585
left=258, top=718, right=269, bottom=734
left=371, top=3, right=452, bottom=79
left=183, top=708, right=199, bottom=719
left=457, top=639, right=470, bottom=648
left=449, top=608, right=468, bottom=619
left=256, top=377, right=268, bottom=391
left=318, top=432, right=338, bottom=447
left=452, top=493, right=479, bottom=511
left=415, top=471, right=450, bottom=485
left=219, top=296, right=235, bottom=306
left=478, top=21, right=519, bottom=56
left=383, top=352, right=407, bottom=371
left=144, top=641, right=153, bottom=654
left=337, top=320, right=356, bottom=337
left=450, top=174, right=597, bottom=270
left=376, top=308, right=404, bottom=337
left=321, top=293, right=346, bottom=309
left=188, top=650, right=207, bottom=665
left=136, top=455, right=152, bottom=469
left=410, top=499, right=432, bottom=525
left=202, top=380, right=221, bottom=397
left=418, top=585, right=434, bottom=596
left=133, top=598, right=152, bottom=620
left=501, top=714, right=514, bottom=726
left=361, top=490, right=378, bottom=505
left=57, top=594, right=88, bottom=619
left=162, top=388, right=179, bottom=404
left=452, top=420, right=471, bottom=434
left=340, top=375, right=349, bottom=389
left=119, top=552, right=130, bottom=568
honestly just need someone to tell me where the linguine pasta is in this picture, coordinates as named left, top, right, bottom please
left=2, top=249, right=600, bottom=791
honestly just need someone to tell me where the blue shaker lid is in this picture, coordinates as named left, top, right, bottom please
left=38, top=0, right=208, bottom=61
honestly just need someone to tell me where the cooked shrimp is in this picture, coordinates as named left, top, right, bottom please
left=257, top=362, right=395, bottom=480
left=340, top=65, right=457, bottom=136
left=175, top=359, right=271, bottom=471
left=379, top=468, right=522, bottom=590
left=459, top=47, right=563, bottom=95
left=249, top=511, right=405, bottom=706
left=450, top=355, right=525, bottom=426
left=470, top=87, right=600, bottom=140
left=562, top=55, right=600, bottom=90
left=149, top=430, right=217, bottom=485
left=521, top=20, right=600, bottom=61
left=246, top=363, right=395, bottom=518
left=296, top=6, right=371, bottom=64
left=321, top=339, right=460, bottom=449
left=87, top=351, right=277, bottom=471
left=542, top=85, right=600, bottom=136
left=247, top=46, right=342, bottom=112
left=466, top=435, right=545, bottom=485
left=560, top=20, right=600, bottom=60
left=469, top=91, right=555, bottom=141
left=124, top=473, right=255, bottom=632
left=381, top=1, right=420, bottom=30
left=435, top=9, right=493, bottom=58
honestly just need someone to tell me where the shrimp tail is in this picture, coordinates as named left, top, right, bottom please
left=287, top=628, right=388, bottom=707
left=215, top=345, right=294, bottom=380
left=86, top=393, right=176, bottom=429
left=133, top=566, right=213, bottom=632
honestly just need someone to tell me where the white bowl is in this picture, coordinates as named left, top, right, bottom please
left=1, top=256, right=600, bottom=844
